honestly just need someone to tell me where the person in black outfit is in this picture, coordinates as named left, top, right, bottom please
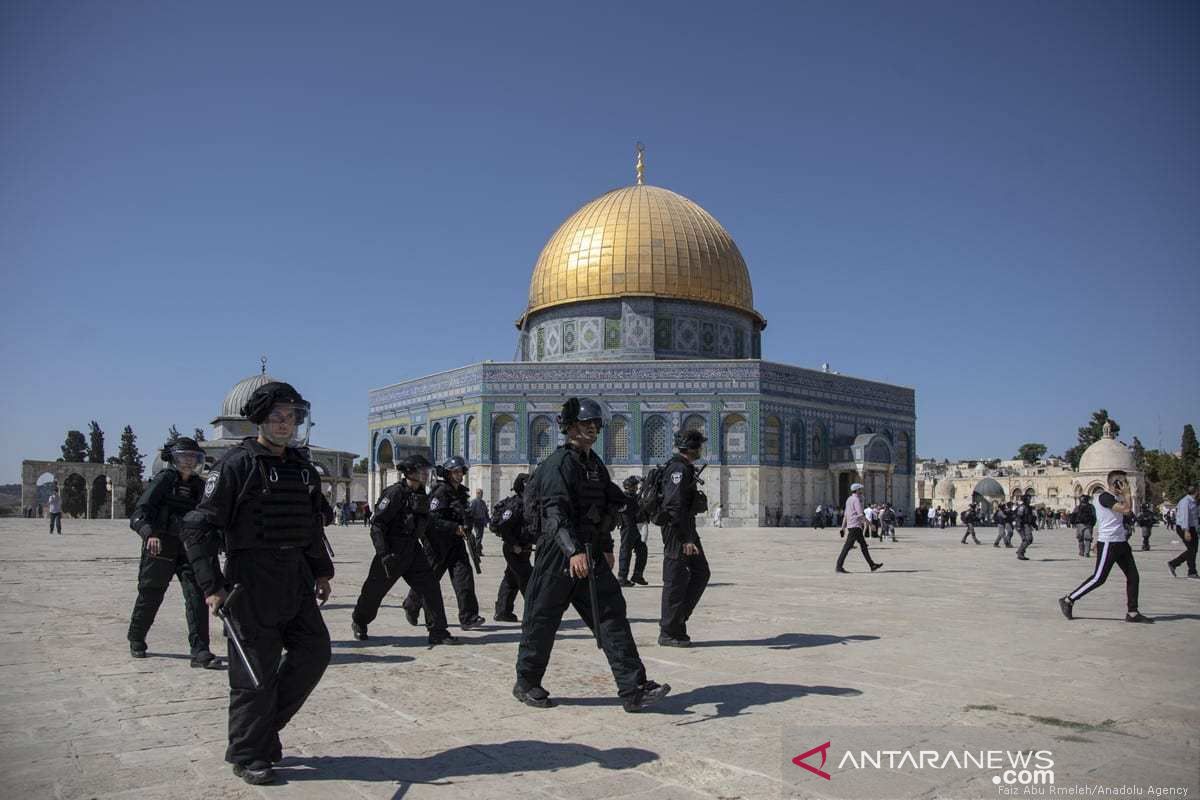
left=351, top=454, right=457, bottom=644
left=492, top=473, right=535, bottom=623
left=513, top=397, right=670, bottom=713
left=401, top=455, right=485, bottom=630
left=127, top=436, right=222, bottom=668
left=960, top=503, right=981, bottom=544
left=617, top=475, right=649, bottom=588
left=1135, top=503, right=1156, bottom=551
left=657, top=429, right=710, bottom=647
left=1015, top=497, right=1036, bottom=560
left=180, top=382, right=333, bottom=785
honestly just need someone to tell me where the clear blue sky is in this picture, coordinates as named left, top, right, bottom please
left=2, top=0, right=1197, bottom=482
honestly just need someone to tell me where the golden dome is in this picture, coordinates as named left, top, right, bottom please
left=521, top=184, right=763, bottom=327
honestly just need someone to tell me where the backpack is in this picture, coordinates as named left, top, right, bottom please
left=522, top=466, right=543, bottom=540
left=489, top=495, right=523, bottom=541
left=637, top=462, right=670, bottom=526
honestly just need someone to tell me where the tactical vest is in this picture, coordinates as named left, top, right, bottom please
left=574, top=454, right=611, bottom=539
left=159, top=473, right=204, bottom=535
left=230, top=457, right=319, bottom=550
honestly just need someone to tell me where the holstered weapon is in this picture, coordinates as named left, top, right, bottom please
left=217, top=584, right=261, bottom=690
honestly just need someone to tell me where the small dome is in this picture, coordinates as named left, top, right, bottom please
left=221, top=370, right=278, bottom=418
left=973, top=478, right=1006, bottom=498
left=1079, top=435, right=1135, bottom=473
left=934, top=480, right=955, bottom=499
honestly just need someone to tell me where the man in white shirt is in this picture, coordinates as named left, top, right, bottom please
left=1167, top=485, right=1197, bottom=578
left=836, top=484, right=882, bottom=573
left=47, top=489, right=63, bottom=534
left=1059, top=470, right=1153, bottom=623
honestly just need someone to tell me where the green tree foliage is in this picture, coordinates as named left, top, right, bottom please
left=117, top=425, right=145, bottom=517
left=1181, top=424, right=1198, bottom=478
left=166, top=425, right=181, bottom=444
left=87, top=421, right=105, bottom=464
left=61, top=430, right=87, bottom=463
left=193, top=428, right=206, bottom=443
left=1016, top=443, right=1047, bottom=463
left=61, top=475, right=87, bottom=517
left=1131, top=437, right=1146, bottom=473
left=1064, top=410, right=1120, bottom=470
left=353, top=457, right=369, bottom=474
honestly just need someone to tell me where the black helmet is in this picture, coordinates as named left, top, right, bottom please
left=622, top=475, right=641, bottom=491
left=557, top=397, right=604, bottom=433
left=512, top=472, right=530, bottom=494
left=442, top=455, right=468, bottom=473
left=241, top=381, right=308, bottom=425
left=674, top=428, right=707, bottom=451
left=400, top=454, right=432, bottom=474
left=161, top=436, right=205, bottom=466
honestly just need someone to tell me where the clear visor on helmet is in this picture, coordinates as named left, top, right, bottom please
left=578, top=416, right=604, bottom=430
left=405, top=466, right=432, bottom=486
left=259, top=402, right=313, bottom=448
left=170, top=449, right=206, bottom=471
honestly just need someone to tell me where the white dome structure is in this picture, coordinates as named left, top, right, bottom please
left=1078, top=422, right=1136, bottom=474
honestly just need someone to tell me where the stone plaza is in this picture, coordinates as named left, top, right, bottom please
left=0, top=517, right=1196, bottom=799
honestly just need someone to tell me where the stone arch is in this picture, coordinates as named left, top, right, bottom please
left=431, top=422, right=443, bottom=463
left=722, top=414, right=748, bottom=458
left=606, top=415, right=630, bottom=462
left=492, top=414, right=517, bottom=461
left=530, top=416, right=555, bottom=463
left=682, top=414, right=707, bottom=457
left=763, top=415, right=782, bottom=461
left=464, top=416, right=476, bottom=463
left=447, top=419, right=461, bottom=459
left=788, top=419, right=806, bottom=463
left=62, top=473, right=88, bottom=518
left=21, top=459, right=128, bottom=519
left=643, top=415, right=669, bottom=462
left=89, top=475, right=110, bottom=519
left=376, top=438, right=394, bottom=466
left=809, top=421, right=828, bottom=465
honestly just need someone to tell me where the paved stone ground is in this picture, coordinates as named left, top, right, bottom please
left=0, top=518, right=1196, bottom=800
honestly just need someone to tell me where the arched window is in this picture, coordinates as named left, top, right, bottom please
left=447, top=419, right=461, bottom=459
left=789, top=420, right=805, bottom=463
left=643, top=415, right=669, bottom=462
left=376, top=438, right=394, bottom=466
left=682, top=414, right=707, bottom=457
left=465, top=416, right=476, bottom=462
left=809, top=422, right=827, bottom=464
left=492, top=414, right=516, bottom=461
left=606, top=416, right=630, bottom=461
left=764, top=415, right=781, bottom=460
left=723, top=414, right=748, bottom=456
left=431, top=423, right=443, bottom=463
left=896, top=432, right=911, bottom=468
left=530, top=416, right=555, bottom=463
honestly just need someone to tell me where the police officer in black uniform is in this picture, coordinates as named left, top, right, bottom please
left=1136, top=503, right=1156, bottom=551
left=513, top=398, right=670, bottom=713
left=1015, top=496, right=1036, bottom=561
left=1075, top=494, right=1096, bottom=557
left=960, top=503, right=981, bottom=544
left=617, top=475, right=648, bottom=588
left=658, top=429, right=710, bottom=647
left=401, top=455, right=485, bottom=630
left=492, top=473, right=533, bottom=623
left=351, top=454, right=458, bottom=644
left=127, top=437, right=222, bottom=668
left=181, top=382, right=333, bottom=786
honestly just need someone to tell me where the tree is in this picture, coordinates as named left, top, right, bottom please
left=1131, top=437, right=1146, bottom=473
left=193, top=428, right=206, bottom=443
left=116, top=425, right=145, bottom=517
left=166, top=425, right=181, bottom=444
left=353, top=457, right=369, bottom=474
left=1064, top=409, right=1120, bottom=470
left=87, top=421, right=105, bottom=464
left=1181, top=424, right=1198, bottom=482
left=61, top=430, right=87, bottom=462
left=1015, top=443, right=1047, bottom=464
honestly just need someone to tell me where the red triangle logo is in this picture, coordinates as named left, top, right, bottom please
left=792, top=741, right=832, bottom=780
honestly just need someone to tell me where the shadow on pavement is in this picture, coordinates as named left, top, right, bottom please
left=275, top=740, right=658, bottom=797
left=690, top=632, right=880, bottom=650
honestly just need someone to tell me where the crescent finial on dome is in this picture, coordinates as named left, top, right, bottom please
left=635, top=142, right=645, bottom=185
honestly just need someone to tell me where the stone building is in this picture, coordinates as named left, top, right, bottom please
left=368, top=152, right=916, bottom=525
left=915, top=422, right=1142, bottom=516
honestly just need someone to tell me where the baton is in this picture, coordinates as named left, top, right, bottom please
left=216, top=584, right=261, bottom=690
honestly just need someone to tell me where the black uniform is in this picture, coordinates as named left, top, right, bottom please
left=617, top=489, right=648, bottom=583
left=1136, top=508, right=1155, bottom=551
left=992, top=506, right=1013, bottom=547
left=492, top=492, right=535, bottom=619
left=658, top=454, right=710, bottom=642
left=127, top=468, right=212, bottom=656
left=515, top=444, right=648, bottom=700
left=1075, top=500, right=1096, bottom=557
left=181, top=438, right=333, bottom=768
left=1015, top=501, right=1036, bottom=559
left=401, top=479, right=480, bottom=626
left=960, top=507, right=980, bottom=544
left=352, top=480, right=451, bottom=639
